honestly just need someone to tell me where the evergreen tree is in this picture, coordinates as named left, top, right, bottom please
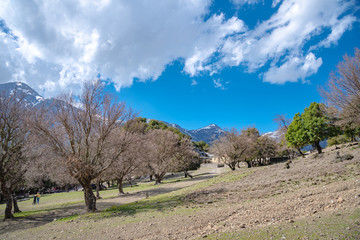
left=285, top=113, right=308, bottom=155
left=286, top=102, right=335, bottom=154
left=302, top=102, right=331, bottom=153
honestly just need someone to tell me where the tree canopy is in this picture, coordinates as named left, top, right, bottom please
left=286, top=102, right=335, bottom=154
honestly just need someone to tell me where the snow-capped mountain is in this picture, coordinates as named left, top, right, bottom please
left=0, top=82, right=46, bottom=107
left=163, top=122, right=224, bottom=143
left=262, top=130, right=283, bottom=142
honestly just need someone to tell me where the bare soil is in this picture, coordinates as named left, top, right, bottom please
left=1, top=145, right=360, bottom=240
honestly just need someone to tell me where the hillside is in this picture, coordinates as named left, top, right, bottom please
left=1, top=144, right=359, bottom=239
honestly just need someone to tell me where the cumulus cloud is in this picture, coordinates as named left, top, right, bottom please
left=0, top=0, right=357, bottom=96
left=263, top=53, right=323, bottom=84
left=186, top=0, right=357, bottom=82
left=0, top=0, right=243, bottom=96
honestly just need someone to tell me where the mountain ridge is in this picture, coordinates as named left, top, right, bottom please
left=161, top=121, right=224, bottom=143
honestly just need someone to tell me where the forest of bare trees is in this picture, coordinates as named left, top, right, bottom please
left=210, top=127, right=277, bottom=170
left=0, top=81, right=199, bottom=218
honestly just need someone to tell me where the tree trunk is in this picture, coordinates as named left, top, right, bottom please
left=149, top=175, right=153, bottom=181
left=184, top=170, right=193, bottom=178
left=12, top=194, right=21, bottom=213
left=1, top=186, right=13, bottom=219
left=82, top=181, right=97, bottom=212
left=245, top=161, right=252, bottom=168
left=154, top=173, right=164, bottom=185
left=296, top=148, right=305, bottom=158
left=314, top=141, right=322, bottom=154
left=228, top=161, right=236, bottom=171
left=107, top=181, right=111, bottom=188
left=95, top=181, right=102, bottom=199
left=117, top=177, right=125, bottom=194
left=65, top=185, right=69, bottom=192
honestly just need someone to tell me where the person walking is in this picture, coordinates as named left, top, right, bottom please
left=36, top=192, right=40, bottom=204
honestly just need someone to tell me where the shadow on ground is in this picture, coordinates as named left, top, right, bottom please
left=0, top=170, right=219, bottom=235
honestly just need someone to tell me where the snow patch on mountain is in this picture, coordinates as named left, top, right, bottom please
left=0, top=82, right=53, bottom=108
left=263, top=130, right=283, bottom=141
left=162, top=122, right=224, bottom=143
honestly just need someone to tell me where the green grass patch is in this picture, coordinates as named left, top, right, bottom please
left=0, top=173, right=205, bottom=219
left=205, top=208, right=360, bottom=240
left=56, top=214, right=79, bottom=222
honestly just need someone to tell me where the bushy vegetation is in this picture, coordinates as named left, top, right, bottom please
left=327, top=134, right=351, bottom=146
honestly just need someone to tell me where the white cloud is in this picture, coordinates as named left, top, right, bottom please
left=263, top=52, right=323, bottom=84
left=272, top=0, right=282, bottom=7
left=1, top=0, right=243, bottom=96
left=231, top=0, right=282, bottom=8
left=191, top=79, right=198, bottom=86
left=231, top=0, right=262, bottom=6
left=0, top=0, right=357, bottom=95
left=187, top=0, right=357, bottom=82
left=318, top=15, right=357, bottom=48
left=213, top=78, right=225, bottom=89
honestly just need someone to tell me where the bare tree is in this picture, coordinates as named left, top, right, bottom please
left=210, top=128, right=255, bottom=170
left=0, top=92, right=31, bottom=219
left=144, top=129, right=180, bottom=184
left=172, top=137, right=199, bottom=178
left=31, top=81, right=134, bottom=212
left=103, top=132, right=144, bottom=194
left=274, top=114, right=301, bottom=157
left=320, top=48, right=360, bottom=129
left=253, top=135, right=277, bottom=166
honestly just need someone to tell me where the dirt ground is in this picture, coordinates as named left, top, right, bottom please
left=1, top=145, right=360, bottom=239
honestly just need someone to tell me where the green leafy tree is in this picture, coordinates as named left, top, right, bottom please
left=302, top=102, right=332, bottom=153
left=344, top=125, right=360, bottom=142
left=286, top=102, right=336, bottom=154
left=146, top=120, right=188, bottom=139
left=193, top=141, right=209, bottom=152
left=327, top=134, right=351, bottom=146
left=285, top=113, right=308, bottom=156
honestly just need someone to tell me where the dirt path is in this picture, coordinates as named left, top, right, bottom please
left=0, top=163, right=225, bottom=235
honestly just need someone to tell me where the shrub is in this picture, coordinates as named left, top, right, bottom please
left=327, top=135, right=350, bottom=146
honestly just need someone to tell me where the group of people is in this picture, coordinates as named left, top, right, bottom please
left=32, top=192, right=41, bottom=205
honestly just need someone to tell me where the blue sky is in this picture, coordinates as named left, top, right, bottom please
left=0, top=0, right=359, bottom=133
